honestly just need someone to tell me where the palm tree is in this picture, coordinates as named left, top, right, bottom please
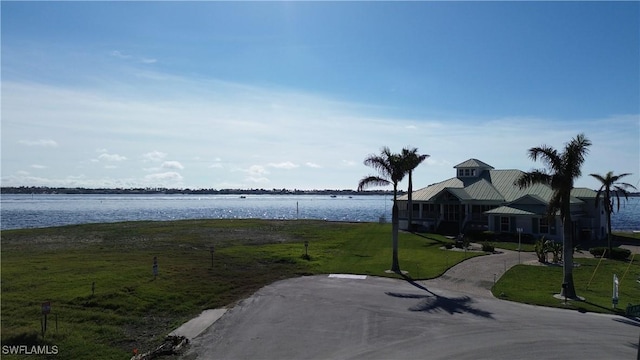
left=358, top=146, right=407, bottom=272
left=589, top=171, right=637, bottom=256
left=515, top=133, right=591, bottom=299
left=401, top=147, right=430, bottom=231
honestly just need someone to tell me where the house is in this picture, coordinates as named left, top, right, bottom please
left=396, top=159, right=606, bottom=242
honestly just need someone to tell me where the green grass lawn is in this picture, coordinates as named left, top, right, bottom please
left=3, top=219, right=637, bottom=359
left=492, top=254, right=640, bottom=315
left=1, top=219, right=478, bottom=359
left=489, top=241, right=536, bottom=252
left=614, top=231, right=640, bottom=240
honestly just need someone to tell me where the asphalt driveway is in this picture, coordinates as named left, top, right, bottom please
left=183, top=264, right=638, bottom=359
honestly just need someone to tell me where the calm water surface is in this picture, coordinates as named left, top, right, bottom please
left=0, top=194, right=393, bottom=230
left=1, top=194, right=638, bottom=231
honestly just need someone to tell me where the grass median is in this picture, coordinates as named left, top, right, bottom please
left=492, top=239, right=640, bottom=315
left=1, top=219, right=477, bottom=359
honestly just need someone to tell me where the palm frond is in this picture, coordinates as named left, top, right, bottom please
left=528, top=145, right=561, bottom=171
left=401, top=147, right=430, bottom=170
left=514, top=169, right=551, bottom=189
left=589, top=170, right=637, bottom=213
left=363, top=155, right=392, bottom=178
left=547, top=191, right=563, bottom=221
left=563, top=133, right=591, bottom=179
left=357, top=176, right=391, bottom=191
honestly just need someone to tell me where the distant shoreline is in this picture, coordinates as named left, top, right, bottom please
left=0, top=186, right=402, bottom=196
left=3, top=186, right=637, bottom=197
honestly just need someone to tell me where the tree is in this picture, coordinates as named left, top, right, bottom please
left=401, top=147, right=430, bottom=232
left=515, top=133, right=591, bottom=299
left=589, top=171, right=637, bottom=256
left=358, top=146, right=407, bottom=272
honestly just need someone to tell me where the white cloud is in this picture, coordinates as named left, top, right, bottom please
left=267, top=161, right=298, bottom=169
left=1, top=72, right=637, bottom=190
left=18, top=139, right=58, bottom=147
left=246, top=165, right=269, bottom=176
left=111, top=50, right=157, bottom=65
left=246, top=176, right=270, bottom=184
left=161, top=161, right=184, bottom=170
left=240, top=165, right=270, bottom=184
left=30, top=164, right=47, bottom=169
left=110, top=50, right=132, bottom=59
left=98, top=153, right=127, bottom=162
left=144, top=172, right=184, bottom=184
left=143, top=151, right=167, bottom=162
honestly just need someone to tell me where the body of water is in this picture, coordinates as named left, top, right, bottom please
left=1, top=194, right=638, bottom=231
left=0, top=194, right=393, bottom=230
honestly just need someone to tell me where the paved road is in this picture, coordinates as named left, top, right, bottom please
left=421, top=248, right=540, bottom=297
left=183, top=265, right=639, bottom=359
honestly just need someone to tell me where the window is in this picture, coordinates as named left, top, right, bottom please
left=500, top=217, right=510, bottom=232
left=471, top=169, right=476, bottom=176
left=444, top=204, right=460, bottom=221
left=464, top=169, right=470, bottom=176
left=458, top=169, right=464, bottom=177
left=539, top=218, right=549, bottom=234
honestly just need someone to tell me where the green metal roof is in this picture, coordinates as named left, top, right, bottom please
left=454, top=159, right=494, bottom=169
left=570, top=187, right=597, bottom=199
left=398, top=166, right=595, bottom=207
left=400, top=177, right=462, bottom=201
left=484, top=206, right=538, bottom=216
left=463, top=178, right=504, bottom=201
left=446, top=188, right=473, bottom=201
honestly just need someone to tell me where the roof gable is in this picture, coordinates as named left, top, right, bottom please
left=571, top=187, right=597, bottom=199
left=454, top=159, right=494, bottom=169
left=397, top=177, right=462, bottom=201
left=401, top=162, right=597, bottom=207
left=511, top=194, right=548, bottom=205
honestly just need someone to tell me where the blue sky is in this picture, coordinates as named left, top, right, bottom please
left=2, top=1, right=639, bottom=191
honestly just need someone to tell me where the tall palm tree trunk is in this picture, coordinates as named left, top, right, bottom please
left=391, top=184, right=400, bottom=272
left=407, top=171, right=414, bottom=232
left=561, top=213, right=577, bottom=298
left=606, top=200, right=613, bottom=256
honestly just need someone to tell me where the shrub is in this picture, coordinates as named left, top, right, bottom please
left=549, top=242, right=563, bottom=263
left=454, top=236, right=470, bottom=249
left=520, top=233, right=535, bottom=244
left=481, top=231, right=495, bottom=242
left=466, top=230, right=495, bottom=242
left=534, top=237, right=551, bottom=263
left=482, top=242, right=495, bottom=252
left=444, top=243, right=453, bottom=250
left=589, top=247, right=631, bottom=261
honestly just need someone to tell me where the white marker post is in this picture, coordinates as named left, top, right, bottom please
left=517, top=228, right=523, bottom=264
left=612, top=274, right=619, bottom=309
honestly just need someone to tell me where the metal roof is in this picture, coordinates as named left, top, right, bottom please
left=398, top=167, right=596, bottom=206
left=570, top=188, right=597, bottom=199
left=400, top=177, right=462, bottom=201
left=484, top=206, right=539, bottom=216
left=454, top=159, right=494, bottom=169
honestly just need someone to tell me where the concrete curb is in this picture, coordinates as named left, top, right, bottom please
left=169, top=309, right=227, bottom=340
